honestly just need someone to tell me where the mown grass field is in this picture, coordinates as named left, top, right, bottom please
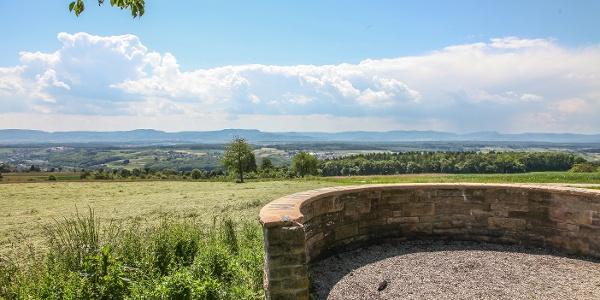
left=0, top=172, right=82, bottom=183
left=0, top=180, right=331, bottom=258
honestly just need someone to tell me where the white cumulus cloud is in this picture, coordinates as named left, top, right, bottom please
left=1, top=32, right=600, bottom=132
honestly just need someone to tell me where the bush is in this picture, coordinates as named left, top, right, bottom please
left=93, top=172, right=111, bottom=180
left=48, top=175, right=57, bottom=181
left=191, top=169, right=203, bottom=180
left=570, top=163, right=599, bottom=173
left=134, top=268, right=222, bottom=299
left=119, top=169, right=132, bottom=178
left=0, top=210, right=264, bottom=299
left=80, top=171, right=91, bottom=179
left=78, top=245, right=129, bottom=299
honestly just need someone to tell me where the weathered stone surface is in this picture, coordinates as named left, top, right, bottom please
left=400, top=202, right=435, bottom=216
left=593, top=211, right=600, bottom=226
left=387, top=216, right=419, bottom=224
left=259, top=184, right=600, bottom=299
left=334, top=223, right=358, bottom=240
left=488, top=217, right=527, bottom=231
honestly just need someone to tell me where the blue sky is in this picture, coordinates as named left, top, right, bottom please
left=2, top=0, right=599, bottom=68
left=0, top=0, right=599, bottom=132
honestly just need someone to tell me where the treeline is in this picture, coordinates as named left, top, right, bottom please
left=77, top=158, right=297, bottom=181
left=2, top=151, right=590, bottom=182
left=320, top=151, right=584, bottom=176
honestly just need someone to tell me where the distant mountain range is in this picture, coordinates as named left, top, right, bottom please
left=1, top=129, right=600, bottom=144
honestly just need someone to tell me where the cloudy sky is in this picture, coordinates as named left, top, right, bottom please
left=0, top=1, right=599, bottom=133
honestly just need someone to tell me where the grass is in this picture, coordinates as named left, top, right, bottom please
left=1, top=180, right=332, bottom=299
left=1, top=212, right=264, bottom=299
left=1, top=172, right=83, bottom=183
left=0, top=180, right=332, bottom=259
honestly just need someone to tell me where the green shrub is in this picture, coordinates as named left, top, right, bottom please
left=570, top=163, right=598, bottom=173
left=191, top=169, right=203, bottom=180
left=48, top=175, right=57, bottom=181
left=80, top=171, right=91, bottom=179
left=221, top=218, right=238, bottom=254
left=132, top=268, right=222, bottom=299
left=0, top=210, right=264, bottom=299
left=78, top=245, right=129, bottom=299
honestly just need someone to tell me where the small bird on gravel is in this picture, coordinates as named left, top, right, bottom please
left=378, top=280, right=388, bottom=291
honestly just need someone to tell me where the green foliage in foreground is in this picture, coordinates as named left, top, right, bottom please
left=0, top=210, right=263, bottom=299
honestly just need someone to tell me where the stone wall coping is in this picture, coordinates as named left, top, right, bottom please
left=259, top=183, right=600, bottom=228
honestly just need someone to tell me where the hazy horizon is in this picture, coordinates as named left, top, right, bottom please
left=2, top=128, right=600, bottom=135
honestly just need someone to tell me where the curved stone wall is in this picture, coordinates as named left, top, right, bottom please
left=259, top=184, right=600, bottom=300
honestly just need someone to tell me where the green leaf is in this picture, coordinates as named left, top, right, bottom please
left=69, top=0, right=145, bottom=18
left=76, top=1, right=85, bottom=16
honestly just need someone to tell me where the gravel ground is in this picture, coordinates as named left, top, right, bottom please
left=310, top=240, right=600, bottom=300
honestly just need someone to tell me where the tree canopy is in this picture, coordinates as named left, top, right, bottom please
left=291, top=152, right=319, bottom=178
left=320, top=151, right=583, bottom=176
left=221, top=138, right=256, bottom=183
left=69, top=0, right=145, bottom=17
left=260, top=157, right=274, bottom=170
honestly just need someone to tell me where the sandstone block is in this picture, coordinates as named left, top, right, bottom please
left=401, top=202, right=434, bottom=216
left=387, top=216, right=419, bottom=224
left=488, top=217, right=526, bottom=231
left=334, top=223, right=358, bottom=240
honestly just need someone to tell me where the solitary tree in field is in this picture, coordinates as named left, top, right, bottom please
left=291, top=152, right=319, bottom=178
left=68, top=0, right=145, bottom=17
left=222, top=138, right=256, bottom=183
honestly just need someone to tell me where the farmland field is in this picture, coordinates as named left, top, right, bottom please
left=0, top=180, right=331, bottom=258
left=3, top=172, right=600, bottom=258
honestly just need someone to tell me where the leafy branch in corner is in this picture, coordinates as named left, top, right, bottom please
left=69, top=0, right=145, bottom=18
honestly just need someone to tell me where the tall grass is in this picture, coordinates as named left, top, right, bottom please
left=0, top=209, right=264, bottom=299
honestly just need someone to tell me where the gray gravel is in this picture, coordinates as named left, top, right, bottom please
left=310, top=240, right=600, bottom=300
